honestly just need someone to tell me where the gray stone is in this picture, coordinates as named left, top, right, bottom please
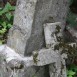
left=7, top=0, right=37, bottom=55
left=25, top=0, right=69, bottom=55
left=0, top=44, right=67, bottom=77
left=7, top=0, right=45, bottom=77
left=6, top=0, right=70, bottom=77
left=44, top=22, right=62, bottom=48
left=44, top=22, right=67, bottom=77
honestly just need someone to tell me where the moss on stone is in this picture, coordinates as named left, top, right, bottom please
left=54, top=25, right=77, bottom=63
left=33, top=51, right=38, bottom=64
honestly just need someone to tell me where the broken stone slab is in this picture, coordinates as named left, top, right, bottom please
left=44, top=22, right=67, bottom=77
left=49, top=54, right=67, bottom=77
left=24, top=0, right=69, bottom=56
left=0, top=23, right=68, bottom=77
left=0, top=45, right=67, bottom=67
left=24, top=0, right=60, bottom=56
left=6, top=0, right=62, bottom=77
left=7, top=0, right=45, bottom=77
left=44, top=22, right=62, bottom=48
left=0, top=20, right=76, bottom=77
left=6, top=0, right=70, bottom=77
left=7, top=0, right=37, bottom=55
left=7, top=0, right=69, bottom=55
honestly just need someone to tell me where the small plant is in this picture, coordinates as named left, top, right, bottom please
left=67, top=69, right=75, bottom=77
left=0, top=2, right=15, bottom=44
left=67, top=64, right=77, bottom=77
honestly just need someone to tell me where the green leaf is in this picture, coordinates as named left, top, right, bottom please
left=0, top=21, right=3, bottom=25
left=0, top=3, right=9, bottom=15
left=0, top=40, right=5, bottom=45
left=7, top=24, right=12, bottom=28
left=1, top=22, right=7, bottom=28
left=0, top=40, right=3, bottom=45
left=5, top=13, right=12, bottom=21
left=0, top=28, right=7, bottom=34
left=0, top=2, right=15, bottom=15
left=6, top=2, right=15, bottom=11
left=0, top=2, right=15, bottom=45
left=68, top=75, right=72, bottom=77
left=67, top=70, right=75, bottom=76
left=9, top=6, right=16, bottom=11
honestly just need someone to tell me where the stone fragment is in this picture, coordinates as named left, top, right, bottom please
left=7, top=0, right=37, bottom=55
left=44, top=22, right=67, bottom=77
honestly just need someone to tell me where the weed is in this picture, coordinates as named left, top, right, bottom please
left=0, top=2, right=15, bottom=44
